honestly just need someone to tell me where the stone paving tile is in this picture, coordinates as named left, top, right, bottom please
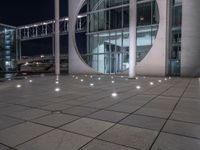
left=61, top=118, right=114, bottom=137
left=88, top=110, right=128, bottom=123
left=0, top=144, right=10, bottom=150
left=41, top=103, right=72, bottom=111
left=120, top=114, right=166, bottom=131
left=33, top=113, right=79, bottom=127
left=0, top=116, right=24, bottom=130
left=163, top=120, right=200, bottom=139
left=135, top=107, right=172, bottom=119
left=98, top=124, right=158, bottom=150
left=8, top=108, right=50, bottom=121
left=83, top=98, right=121, bottom=109
left=0, top=105, right=30, bottom=116
left=62, top=106, right=97, bottom=117
left=16, top=129, right=92, bottom=150
left=106, top=103, right=140, bottom=113
left=151, top=132, right=200, bottom=150
left=80, top=139, right=136, bottom=150
left=0, top=122, right=52, bottom=147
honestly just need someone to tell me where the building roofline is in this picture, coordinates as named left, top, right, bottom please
left=0, top=23, right=16, bottom=29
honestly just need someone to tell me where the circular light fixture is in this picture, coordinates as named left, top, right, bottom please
left=90, top=83, right=94, bottom=87
left=80, top=79, right=84, bottom=82
left=111, top=81, right=115, bottom=84
left=111, top=92, right=118, bottom=97
left=75, top=76, right=79, bottom=80
left=150, top=82, right=154, bottom=85
left=136, top=77, right=139, bottom=80
left=54, top=88, right=60, bottom=92
left=136, top=85, right=141, bottom=89
left=29, top=80, right=33, bottom=83
left=158, top=80, right=162, bottom=83
left=98, top=77, right=101, bottom=80
left=16, top=84, right=22, bottom=88
left=55, top=81, right=59, bottom=84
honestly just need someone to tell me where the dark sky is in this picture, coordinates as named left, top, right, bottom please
left=0, top=0, right=68, bottom=26
left=0, top=0, right=86, bottom=56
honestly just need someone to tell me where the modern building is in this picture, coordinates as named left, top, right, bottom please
left=0, top=23, right=16, bottom=72
left=68, top=0, right=200, bottom=77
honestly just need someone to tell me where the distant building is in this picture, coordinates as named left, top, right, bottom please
left=0, top=23, right=16, bottom=72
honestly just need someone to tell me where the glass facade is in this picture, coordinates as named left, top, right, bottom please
left=79, top=0, right=159, bottom=74
left=0, top=24, right=16, bottom=72
left=169, top=0, right=182, bottom=76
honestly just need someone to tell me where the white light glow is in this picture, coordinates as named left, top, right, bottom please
left=158, top=80, right=162, bottom=83
left=150, top=82, right=154, bottom=85
left=80, top=79, right=84, bottom=82
left=90, top=83, right=94, bottom=87
left=136, top=77, right=139, bottom=80
left=16, top=84, right=21, bottom=88
left=111, top=76, right=114, bottom=79
left=136, top=85, right=141, bottom=89
left=98, top=77, right=101, bottom=80
left=111, top=80, right=115, bottom=84
left=111, top=92, right=118, bottom=97
left=75, top=77, right=79, bottom=80
left=72, top=75, right=75, bottom=78
left=29, top=80, right=33, bottom=83
left=121, top=76, right=124, bottom=78
left=55, top=81, right=59, bottom=84
left=169, top=77, right=172, bottom=80
left=54, top=88, right=60, bottom=92
left=164, top=78, right=167, bottom=81
left=90, top=76, right=93, bottom=78
left=85, top=75, right=88, bottom=77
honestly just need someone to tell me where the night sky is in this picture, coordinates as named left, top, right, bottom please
left=0, top=0, right=78, bottom=56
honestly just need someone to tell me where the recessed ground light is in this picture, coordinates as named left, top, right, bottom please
left=90, top=75, right=93, bottom=78
left=54, top=88, right=60, bottom=92
left=85, top=75, right=88, bottom=77
left=80, top=79, right=84, bottom=82
left=136, top=77, right=139, bottom=80
left=98, top=77, right=101, bottom=80
left=29, top=80, right=33, bottom=83
left=90, top=83, right=94, bottom=87
left=72, top=75, right=75, bottom=78
left=75, top=77, right=79, bottom=80
left=24, top=76, right=28, bottom=79
left=169, top=77, right=172, bottom=80
left=16, top=84, right=22, bottom=88
left=121, top=76, right=124, bottom=78
left=111, top=80, right=115, bottom=84
left=55, top=81, right=59, bottom=84
left=136, top=85, right=141, bottom=89
left=150, top=82, right=154, bottom=85
left=158, top=80, right=162, bottom=83
left=111, top=76, right=114, bottom=79
left=111, top=92, right=118, bottom=97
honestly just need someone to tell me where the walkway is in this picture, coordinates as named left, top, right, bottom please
left=0, top=75, right=200, bottom=150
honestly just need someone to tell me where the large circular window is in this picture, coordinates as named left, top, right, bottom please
left=75, top=0, right=159, bottom=74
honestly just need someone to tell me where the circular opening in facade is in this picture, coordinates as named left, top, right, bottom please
left=75, top=0, right=159, bottom=74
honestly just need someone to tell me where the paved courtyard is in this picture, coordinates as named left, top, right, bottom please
left=0, top=75, right=200, bottom=150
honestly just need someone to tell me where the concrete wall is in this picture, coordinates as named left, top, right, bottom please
left=136, top=0, right=169, bottom=76
left=181, top=0, right=200, bottom=77
left=68, top=0, right=169, bottom=76
left=68, top=0, right=97, bottom=74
